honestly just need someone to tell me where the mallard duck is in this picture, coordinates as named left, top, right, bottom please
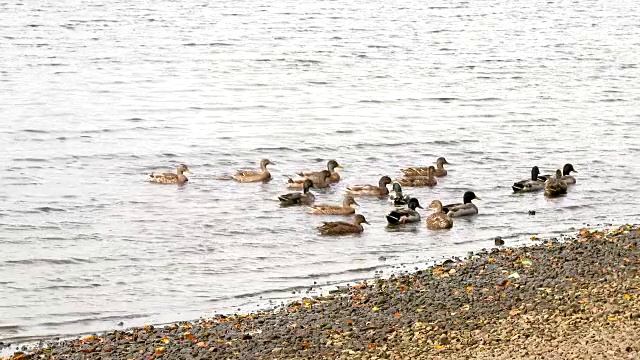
left=233, top=159, right=274, bottom=183
left=442, top=191, right=480, bottom=217
left=426, top=200, right=453, bottom=230
left=309, top=195, right=359, bottom=215
left=512, top=166, right=545, bottom=193
left=346, top=176, right=393, bottom=196
left=278, top=179, right=315, bottom=206
left=149, top=164, right=191, bottom=184
left=389, top=182, right=411, bottom=206
left=544, top=169, right=568, bottom=197
left=297, top=160, right=343, bottom=183
left=386, top=198, right=423, bottom=225
left=317, top=214, right=369, bottom=235
left=287, top=170, right=332, bottom=189
left=398, top=166, right=437, bottom=187
left=539, top=163, right=578, bottom=185
left=401, top=157, right=449, bottom=177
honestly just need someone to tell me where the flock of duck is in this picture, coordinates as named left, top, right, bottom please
left=148, top=159, right=578, bottom=235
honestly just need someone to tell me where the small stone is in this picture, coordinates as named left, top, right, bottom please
left=495, top=237, right=505, bottom=246
left=529, top=210, right=536, bottom=215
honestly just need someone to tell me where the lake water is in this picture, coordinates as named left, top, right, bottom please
left=1, top=0, right=639, bottom=344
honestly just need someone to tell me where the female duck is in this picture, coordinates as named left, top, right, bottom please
left=539, top=163, right=578, bottom=185
left=149, top=164, right=192, bottom=184
left=426, top=200, right=453, bottom=230
left=309, top=195, right=359, bottom=215
left=401, top=157, right=449, bottom=177
left=287, top=170, right=332, bottom=189
left=544, top=169, right=568, bottom=197
left=512, top=166, right=545, bottom=193
left=347, top=176, right=393, bottom=196
left=442, top=191, right=480, bottom=217
left=386, top=198, right=423, bottom=225
left=278, top=179, right=315, bottom=206
left=318, top=214, right=369, bottom=235
left=389, top=183, right=411, bottom=206
left=233, top=159, right=274, bottom=183
left=297, top=160, right=343, bottom=183
left=398, top=166, right=437, bottom=187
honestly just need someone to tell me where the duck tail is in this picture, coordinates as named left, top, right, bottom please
left=386, top=211, right=401, bottom=225
left=512, top=182, right=525, bottom=192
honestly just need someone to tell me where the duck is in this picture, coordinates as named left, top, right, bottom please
left=442, top=191, right=480, bottom=217
left=346, top=176, right=393, bottom=196
left=386, top=198, right=423, bottom=225
left=287, top=170, right=332, bottom=189
left=401, top=157, right=449, bottom=177
left=389, top=182, right=411, bottom=206
left=398, top=166, right=437, bottom=187
left=149, top=164, right=192, bottom=184
left=309, top=195, right=359, bottom=215
left=539, top=163, right=578, bottom=185
left=297, top=160, right=343, bottom=183
left=512, top=166, right=545, bottom=193
left=544, top=169, right=568, bottom=197
left=426, top=200, right=453, bottom=230
left=278, top=179, right=315, bottom=206
left=317, top=214, right=369, bottom=235
left=233, top=159, right=274, bottom=183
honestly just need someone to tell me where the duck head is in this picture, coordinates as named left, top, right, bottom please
left=463, top=191, right=480, bottom=204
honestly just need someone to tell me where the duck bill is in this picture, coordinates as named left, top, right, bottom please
left=185, top=170, right=193, bottom=174
left=475, top=197, right=481, bottom=200
left=336, top=166, right=344, bottom=169
left=363, top=220, right=370, bottom=225
left=353, top=201, right=360, bottom=207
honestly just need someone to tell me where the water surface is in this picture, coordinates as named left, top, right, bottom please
left=1, top=0, right=639, bottom=343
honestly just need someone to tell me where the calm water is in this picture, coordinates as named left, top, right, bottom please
left=1, top=0, right=639, bottom=344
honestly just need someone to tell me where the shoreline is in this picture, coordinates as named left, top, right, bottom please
left=3, top=224, right=640, bottom=359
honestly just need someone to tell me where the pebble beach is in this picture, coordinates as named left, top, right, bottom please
left=4, top=224, right=639, bottom=359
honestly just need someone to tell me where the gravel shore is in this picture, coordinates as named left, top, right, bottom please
left=4, top=225, right=640, bottom=360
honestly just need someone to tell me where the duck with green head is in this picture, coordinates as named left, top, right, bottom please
left=386, top=198, right=423, bottom=225
left=149, top=164, right=192, bottom=184
left=233, top=159, right=274, bottom=183
left=442, top=191, right=480, bottom=217
left=512, top=166, right=545, bottom=193
left=346, top=176, right=393, bottom=196
left=278, top=179, right=315, bottom=206
left=389, top=182, right=411, bottom=206
left=318, top=214, right=369, bottom=235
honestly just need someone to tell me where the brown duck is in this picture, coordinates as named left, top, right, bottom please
left=426, top=200, right=453, bottom=230
left=149, top=164, right=192, bottom=184
left=287, top=170, right=332, bottom=189
left=402, top=157, right=449, bottom=177
left=309, top=195, right=359, bottom=215
left=398, top=166, right=437, bottom=187
left=317, top=214, right=369, bottom=235
left=233, top=159, right=274, bottom=183
left=297, top=160, right=343, bottom=183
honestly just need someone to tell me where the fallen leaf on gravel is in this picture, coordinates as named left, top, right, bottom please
left=395, top=312, right=402, bottom=317
left=184, top=332, right=197, bottom=342
left=372, top=306, right=379, bottom=311
left=625, top=294, right=632, bottom=301
left=154, top=346, right=165, bottom=355
left=161, top=336, right=170, bottom=344
left=508, top=272, right=520, bottom=279
left=487, top=258, right=495, bottom=263
left=608, top=317, right=618, bottom=321
left=520, top=258, right=532, bottom=266
left=197, top=342, right=208, bottom=347
left=369, top=343, right=376, bottom=350
left=509, top=309, right=521, bottom=317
